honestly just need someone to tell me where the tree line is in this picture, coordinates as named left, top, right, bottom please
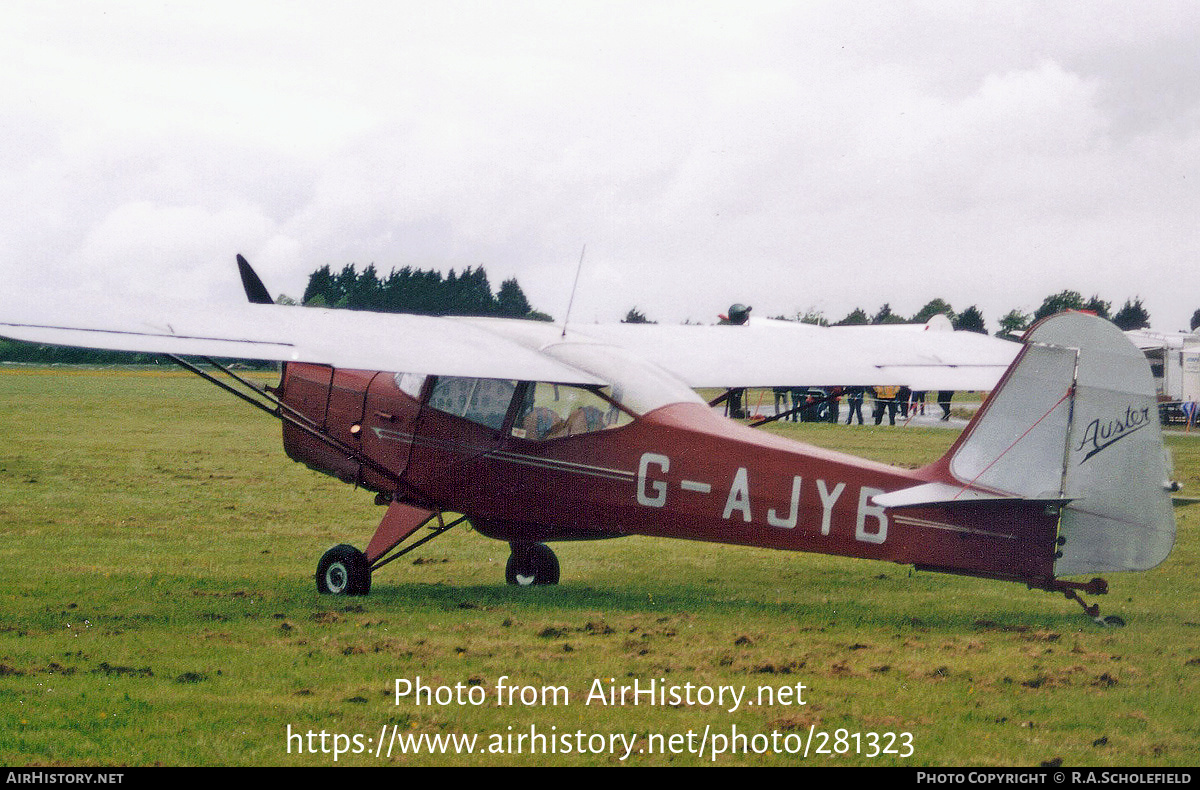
left=627, top=290, right=1157, bottom=338
left=301, top=263, right=549, bottom=320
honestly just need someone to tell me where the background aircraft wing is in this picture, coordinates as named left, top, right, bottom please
left=0, top=294, right=603, bottom=385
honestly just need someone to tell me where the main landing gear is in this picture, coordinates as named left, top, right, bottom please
left=316, top=544, right=371, bottom=596
left=505, top=542, right=560, bottom=586
left=314, top=500, right=561, bottom=595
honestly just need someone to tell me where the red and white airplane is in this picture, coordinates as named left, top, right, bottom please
left=0, top=257, right=1176, bottom=624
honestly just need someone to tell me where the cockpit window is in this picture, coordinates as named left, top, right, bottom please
left=427, top=376, right=517, bottom=430
left=421, top=339, right=703, bottom=438
left=512, top=382, right=632, bottom=441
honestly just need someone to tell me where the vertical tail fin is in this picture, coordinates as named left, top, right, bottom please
left=939, top=312, right=1175, bottom=575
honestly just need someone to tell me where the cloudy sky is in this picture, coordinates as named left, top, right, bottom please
left=4, top=1, right=1198, bottom=330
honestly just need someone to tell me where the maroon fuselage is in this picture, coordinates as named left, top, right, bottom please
left=277, top=363, right=1059, bottom=585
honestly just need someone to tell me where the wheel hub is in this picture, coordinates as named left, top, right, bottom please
left=325, top=562, right=348, bottom=594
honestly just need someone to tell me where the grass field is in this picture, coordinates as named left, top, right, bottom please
left=0, top=367, right=1197, bottom=766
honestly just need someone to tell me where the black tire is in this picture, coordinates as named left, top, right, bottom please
left=505, top=543, right=559, bottom=586
left=316, top=544, right=371, bottom=596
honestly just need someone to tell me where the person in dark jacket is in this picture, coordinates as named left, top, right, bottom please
left=937, top=390, right=953, bottom=421
left=826, top=387, right=842, bottom=424
left=844, top=386, right=865, bottom=424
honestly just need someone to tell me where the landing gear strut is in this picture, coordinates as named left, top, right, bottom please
left=506, top=542, right=560, bottom=586
left=316, top=503, right=468, bottom=596
left=314, top=502, right=564, bottom=593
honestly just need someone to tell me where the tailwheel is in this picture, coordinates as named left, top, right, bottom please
left=1048, top=578, right=1124, bottom=627
left=316, top=544, right=371, bottom=596
left=505, top=542, right=560, bottom=586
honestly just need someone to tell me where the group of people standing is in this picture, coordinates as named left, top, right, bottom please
left=718, top=308, right=960, bottom=427
left=766, top=386, right=955, bottom=425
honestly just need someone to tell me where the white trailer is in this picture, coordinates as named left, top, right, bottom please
left=1126, top=328, right=1200, bottom=423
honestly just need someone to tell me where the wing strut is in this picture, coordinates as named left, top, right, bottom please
left=748, top=390, right=841, bottom=428
left=164, top=354, right=401, bottom=488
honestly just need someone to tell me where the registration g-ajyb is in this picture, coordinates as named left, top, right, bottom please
left=0, top=257, right=1177, bottom=624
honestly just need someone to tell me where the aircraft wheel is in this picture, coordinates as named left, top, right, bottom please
left=505, top=543, right=559, bottom=586
left=316, top=544, right=371, bottom=596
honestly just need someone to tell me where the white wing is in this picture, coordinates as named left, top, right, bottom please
left=2, top=290, right=1018, bottom=391
left=0, top=293, right=602, bottom=385
left=464, top=315, right=1019, bottom=391
left=556, top=319, right=1019, bottom=390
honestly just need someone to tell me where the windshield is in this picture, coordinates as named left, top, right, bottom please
left=542, top=342, right=704, bottom=415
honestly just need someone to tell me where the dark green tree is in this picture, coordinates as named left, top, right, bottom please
left=1083, top=294, right=1111, bottom=320
left=301, top=262, right=541, bottom=318
left=952, top=305, right=987, bottom=334
left=302, top=264, right=335, bottom=305
left=833, top=307, right=869, bottom=326
left=347, top=264, right=381, bottom=310
left=912, top=298, right=955, bottom=324
left=622, top=307, right=654, bottom=324
left=443, top=267, right=497, bottom=316
left=382, top=266, right=445, bottom=314
left=496, top=278, right=532, bottom=318
left=870, top=303, right=907, bottom=325
left=1033, top=290, right=1085, bottom=323
left=331, top=264, right=359, bottom=307
left=1112, top=298, right=1151, bottom=331
left=996, top=309, right=1030, bottom=340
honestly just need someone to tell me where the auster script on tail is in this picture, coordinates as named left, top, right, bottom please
left=1075, top=405, right=1151, bottom=462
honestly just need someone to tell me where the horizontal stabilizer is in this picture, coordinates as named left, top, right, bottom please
left=872, top=482, right=1071, bottom=509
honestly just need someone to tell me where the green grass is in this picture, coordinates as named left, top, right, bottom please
left=1, top=368, right=1197, bottom=766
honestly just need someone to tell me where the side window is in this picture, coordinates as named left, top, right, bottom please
left=393, top=372, right=427, bottom=399
left=512, top=382, right=631, bottom=440
left=427, top=377, right=516, bottom=430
